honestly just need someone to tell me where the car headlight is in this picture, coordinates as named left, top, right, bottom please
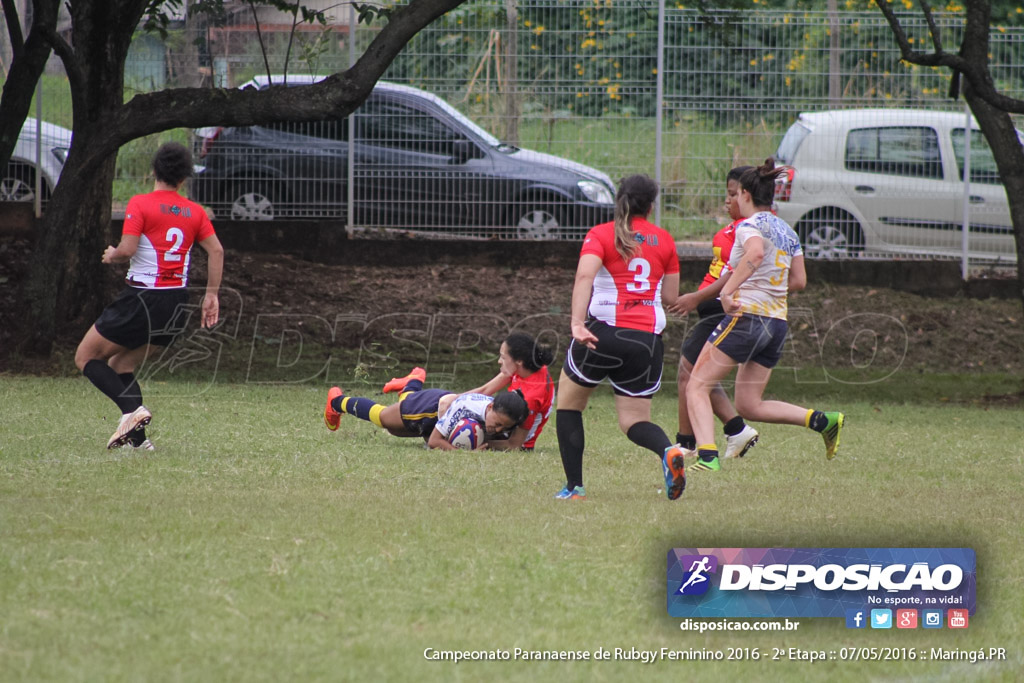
left=578, top=180, right=614, bottom=204
left=51, top=147, right=69, bottom=165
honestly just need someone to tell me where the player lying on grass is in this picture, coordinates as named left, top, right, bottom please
left=323, top=368, right=528, bottom=450
left=463, top=332, right=555, bottom=451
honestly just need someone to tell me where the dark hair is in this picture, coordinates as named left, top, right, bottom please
left=738, top=158, right=787, bottom=208
left=613, top=174, right=659, bottom=261
left=726, top=165, right=754, bottom=183
left=492, top=391, right=529, bottom=427
left=504, top=332, right=554, bottom=372
left=152, top=142, right=193, bottom=186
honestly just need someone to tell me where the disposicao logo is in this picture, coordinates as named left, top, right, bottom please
left=667, top=548, right=976, bottom=619
left=675, top=555, right=718, bottom=596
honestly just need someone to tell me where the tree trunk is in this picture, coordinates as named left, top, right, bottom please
left=964, top=84, right=1024, bottom=311
left=0, top=0, right=60, bottom=170
left=20, top=148, right=119, bottom=355
left=17, top=0, right=137, bottom=355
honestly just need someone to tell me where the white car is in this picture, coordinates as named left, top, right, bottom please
left=2, top=118, right=72, bottom=206
left=774, top=108, right=1017, bottom=262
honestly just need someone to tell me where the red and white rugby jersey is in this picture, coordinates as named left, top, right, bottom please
left=123, top=190, right=216, bottom=289
left=699, top=219, right=740, bottom=290
left=580, top=216, right=680, bottom=333
left=509, top=365, right=554, bottom=449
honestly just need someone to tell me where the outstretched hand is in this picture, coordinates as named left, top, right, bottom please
left=669, top=292, right=700, bottom=316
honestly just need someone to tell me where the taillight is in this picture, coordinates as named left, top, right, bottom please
left=774, top=166, right=794, bottom=202
left=200, top=127, right=223, bottom=159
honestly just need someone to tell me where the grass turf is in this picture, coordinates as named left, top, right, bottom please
left=1, top=376, right=1021, bottom=681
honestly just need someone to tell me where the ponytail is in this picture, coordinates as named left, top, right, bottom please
left=738, top=158, right=788, bottom=208
left=612, top=174, right=660, bottom=262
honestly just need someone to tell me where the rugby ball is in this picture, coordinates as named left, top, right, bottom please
left=448, top=418, right=486, bottom=450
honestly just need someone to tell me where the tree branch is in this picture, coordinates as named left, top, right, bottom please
left=875, top=0, right=1024, bottom=113
left=2, top=0, right=24, bottom=54
left=104, top=0, right=467, bottom=152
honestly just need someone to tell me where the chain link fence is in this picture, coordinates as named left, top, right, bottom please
left=4, top=3, right=1022, bottom=264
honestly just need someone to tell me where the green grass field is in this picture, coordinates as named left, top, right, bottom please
left=1, top=375, right=1021, bottom=682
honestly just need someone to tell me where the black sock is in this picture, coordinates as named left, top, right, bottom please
left=626, top=421, right=672, bottom=457
left=556, top=410, right=585, bottom=489
left=118, top=372, right=146, bottom=444
left=722, top=416, right=746, bottom=437
left=83, top=360, right=133, bottom=413
left=808, top=410, right=829, bottom=432
left=675, top=432, right=696, bottom=450
left=698, top=445, right=719, bottom=463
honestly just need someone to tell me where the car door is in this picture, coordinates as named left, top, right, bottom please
left=843, top=125, right=959, bottom=254
left=266, top=119, right=349, bottom=217
left=950, top=128, right=1016, bottom=260
left=352, top=96, right=488, bottom=229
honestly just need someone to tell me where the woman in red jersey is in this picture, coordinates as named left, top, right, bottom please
left=74, top=143, right=224, bottom=450
left=467, top=332, right=556, bottom=451
left=554, top=174, right=687, bottom=501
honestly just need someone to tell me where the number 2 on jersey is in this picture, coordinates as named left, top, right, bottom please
left=626, top=257, right=652, bottom=292
left=164, top=227, right=185, bottom=262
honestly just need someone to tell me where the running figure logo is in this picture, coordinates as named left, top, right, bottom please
left=676, top=554, right=718, bottom=595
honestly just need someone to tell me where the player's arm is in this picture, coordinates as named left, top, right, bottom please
left=466, top=372, right=513, bottom=396
left=719, top=234, right=763, bottom=315
left=427, top=427, right=457, bottom=450
left=486, top=425, right=528, bottom=451
left=102, top=234, right=140, bottom=264
left=788, top=254, right=807, bottom=292
left=669, top=271, right=730, bottom=315
left=198, top=234, right=225, bottom=328
left=570, top=253, right=602, bottom=349
left=660, top=271, right=680, bottom=308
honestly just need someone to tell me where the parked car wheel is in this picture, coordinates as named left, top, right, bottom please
left=229, top=182, right=278, bottom=221
left=797, top=210, right=864, bottom=259
left=514, top=206, right=562, bottom=240
left=1, top=164, right=43, bottom=202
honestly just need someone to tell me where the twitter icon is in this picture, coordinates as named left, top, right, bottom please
left=871, top=609, right=892, bottom=629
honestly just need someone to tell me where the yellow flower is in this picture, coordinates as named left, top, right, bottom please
left=581, top=38, right=596, bottom=49
left=750, top=58, right=758, bottom=66
left=607, top=83, right=620, bottom=98
left=764, top=53, right=774, bottom=61
left=532, top=26, right=545, bottom=35
left=524, top=19, right=531, bottom=27
left=598, top=77, right=610, bottom=85
left=785, top=76, right=792, bottom=87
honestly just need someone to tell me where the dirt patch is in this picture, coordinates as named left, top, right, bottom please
left=2, top=236, right=1023, bottom=379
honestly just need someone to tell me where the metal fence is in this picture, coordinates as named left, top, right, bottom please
left=4, top=3, right=1022, bottom=264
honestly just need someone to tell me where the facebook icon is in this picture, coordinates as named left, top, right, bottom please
left=845, top=608, right=867, bottom=629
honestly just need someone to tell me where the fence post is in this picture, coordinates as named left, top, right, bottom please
left=961, top=101, right=972, bottom=279
left=347, top=3, right=357, bottom=232
left=655, top=0, right=665, bottom=226
left=34, top=79, right=42, bottom=219
left=504, top=0, right=519, bottom=145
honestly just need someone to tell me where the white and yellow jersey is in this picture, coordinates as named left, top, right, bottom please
left=729, top=211, right=803, bottom=320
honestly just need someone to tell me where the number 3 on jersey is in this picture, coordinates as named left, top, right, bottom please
left=626, top=257, right=652, bottom=292
left=164, top=227, right=185, bottom=262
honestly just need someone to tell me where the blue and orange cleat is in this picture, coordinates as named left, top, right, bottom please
left=662, top=445, right=687, bottom=500
left=554, top=485, right=586, bottom=500
left=324, top=386, right=343, bottom=431
left=382, top=367, right=426, bottom=393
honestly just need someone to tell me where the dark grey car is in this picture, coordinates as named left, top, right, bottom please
left=191, top=77, right=616, bottom=239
